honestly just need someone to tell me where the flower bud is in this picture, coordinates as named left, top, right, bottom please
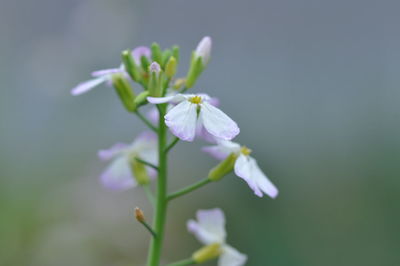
left=208, top=153, right=238, bottom=181
left=134, top=91, right=150, bottom=106
left=165, top=56, right=177, bottom=79
left=148, top=62, right=162, bottom=97
left=192, top=243, right=221, bottom=264
left=185, top=53, right=203, bottom=89
left=161, top=49, right=172, bottom=67
left=111, top=73, right=136, bottom=112
left=130, top=158, right=150, bottom=185
left=134, top=207, right=146, bottom=223
left=121, top=50, right=141, bottom=82
left=172, top=45, right=180, bottom=63
left=151, top=42, right=162, bottom=64
left=195, top=36, right=212, bottom=65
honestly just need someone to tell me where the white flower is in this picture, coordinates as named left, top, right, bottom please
left=195, top=36, right=212, bottom=65
left=188, top=208, right=247, bottom=266
left=203, top=140, right=278, bottom=198
left=147, top=94, right=239, bottom=142
left=97, top=132, right=157, bottom=190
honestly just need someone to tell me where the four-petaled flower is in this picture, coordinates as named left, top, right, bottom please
left=71, top=46, right=150, bottom=96
left=188, top=208, right=247, bottom=266
left=203, top=140, right=278, bottom=198
left=147, top=94, right=239, bottom=142
left=97, top=132, right=157, bottom=190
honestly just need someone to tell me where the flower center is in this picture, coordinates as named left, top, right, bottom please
left=189, top=96, right=202, bottom=104
left=240, top=146, right=252, bottom=156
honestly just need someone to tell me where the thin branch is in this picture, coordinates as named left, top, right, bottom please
left=140, top=220, right=158, bottom=238
left=165, top=137, right=180, bottom=153
left=167, top=178, right=211, bottom=201
left=135, top=110, right=158, bottom=132
left=135, top=157, right=159, bottom=171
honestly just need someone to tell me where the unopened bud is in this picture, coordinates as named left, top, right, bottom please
left=130, top=158, right=150, bottom=185
left=172, top=45, right=180, bottom=63
left=195, top=36, right=212, bottom=65
left=148, top=62, right=162, bottom=97
left=208, top=153, right=238, bottom=181
left=111, top=73, right=136, bottom=112
left=121, top=50, right=141, bottom=82
left=165, top=56, right=177, bottom=79
left=149, top=62, right=161, bottom=74
left=134, top=91, right=150, bottom=106
left=192, top=243, right=221, bottom=264
left=134, top=207, right=146, bottom=223
left=151, top=42, right=162, bottom=64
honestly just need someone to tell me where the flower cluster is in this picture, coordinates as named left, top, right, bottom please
left=72, top=36, right=278, bottom=266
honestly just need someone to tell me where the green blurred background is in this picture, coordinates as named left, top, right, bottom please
left=1, top=0, right=399, bottom=265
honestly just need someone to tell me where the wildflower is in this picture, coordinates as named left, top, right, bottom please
left=188, top=208, right=247, bottom=266
left=186, top=36, right=212, bottom=88
left=203, top=140, right=278, bottom=198
left=97, top=132, right=157, bottom=190
left=147, top=94, right=239, bottom=142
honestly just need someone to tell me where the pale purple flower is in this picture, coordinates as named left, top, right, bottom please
left=132, top=46, right=151, bottom=65
left=150, top=62, right=161, bottom=73
left=203, top=140, right=278, bottom=198
left=195, top=36, right=212, bottom=65
left=71, top=66, right=125, bottom=96
left=147, top=94, right=239, bottom=142
left=97, top=132, right=157, bottom=190
left=188, top=208, right=247, bottom=266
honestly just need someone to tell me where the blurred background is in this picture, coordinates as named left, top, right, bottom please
left=1, top=0, right=399, bottom=265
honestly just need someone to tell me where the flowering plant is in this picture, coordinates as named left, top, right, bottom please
left=72, top=37, right=278, bottom=266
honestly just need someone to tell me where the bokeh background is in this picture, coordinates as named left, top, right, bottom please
left=1, top=0, right=399, bottom=265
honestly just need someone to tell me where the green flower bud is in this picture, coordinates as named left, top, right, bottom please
left=172, top=45, right=180, bottom=63
left=192, top=243, right=222, bottom=264
left=165, top=56, right=177, bottom=79
left=148, top=62, right=163, bottom=97
left=185, top=52, right=204, bottom=88
left=151, top=42, right=162, bottom=64
left=121, top=50, right=141, bottom=82
left=134, top=91, right=150, bottom=106
left=111, top=73, right=136, bottom=112
left=208, top=153, right=238, bottom=181
left=161, top=49, right=172, bottom=67
left=130, top=158, right=150, bottom=185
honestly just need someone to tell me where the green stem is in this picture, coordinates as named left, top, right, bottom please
left=165, top=137, right=180, bottom=153
left=166, top=258, right=196, bottom=266
left=140, top=220, right=158, bottom=238
left=147, top=104, right=168, bottom=266
left=136, top=110, right=158, bottom=132
left=136, top=157, right=159, bottom=171
left=167, top=178, right=211, bottom=201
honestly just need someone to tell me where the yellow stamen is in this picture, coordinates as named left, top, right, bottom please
left=189, top=95, right=202, bottom=104
left=241, top=146, right=252, bottom=156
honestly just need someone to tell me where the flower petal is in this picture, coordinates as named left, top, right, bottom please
left=202, top=140, right=241, bottom=160
left=200, top=102, right=240, bottom=140
left=147, top=94, right=186, bottom=104
left=91, top=67, right=124, bottom=77
left=165, top=101, right=198, bottom=141
left=132, top=46, right=151, bottom=65
left=98, top=143, right=129, bottom=161
left=234, top=154, right=263, bottom=197
left=187, top=208, right=226, bottom=245
left=219, top=245, right=247, bottom=266
left=71, top=77, right=106, bottom=96
left=250, top=157, right=279, bottom=198
left=100, top=157, right=136, bottom=190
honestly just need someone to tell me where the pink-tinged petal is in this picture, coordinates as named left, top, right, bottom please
left=200, top=102, right=240, bottom=140
left=195, top=36, right=212, bottom=65
left=196, top=123, right=219, bottom=143
left=202, top=140, right=241, bottom=160
left=100, top=157, right=136, bottom=190
left=71, top=77, right=106, bottom=96
left=165, top=101, right=198, bottom=141
left=98, top=143, right=129, bottom=161
left=208, top=97, right=220, bottom=107
left=91, top=67, right=123, bottom=77
left=187, top=208, right=226, bottom=245
left=132, top=46, right=151, bottom=65
left=147, top=107, right=159, bottom=124
left=250, top=157, right=279, bottom=198
left=234, top=155, right=263, bottom=197
left=219, top=245, right=247, bottom=266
